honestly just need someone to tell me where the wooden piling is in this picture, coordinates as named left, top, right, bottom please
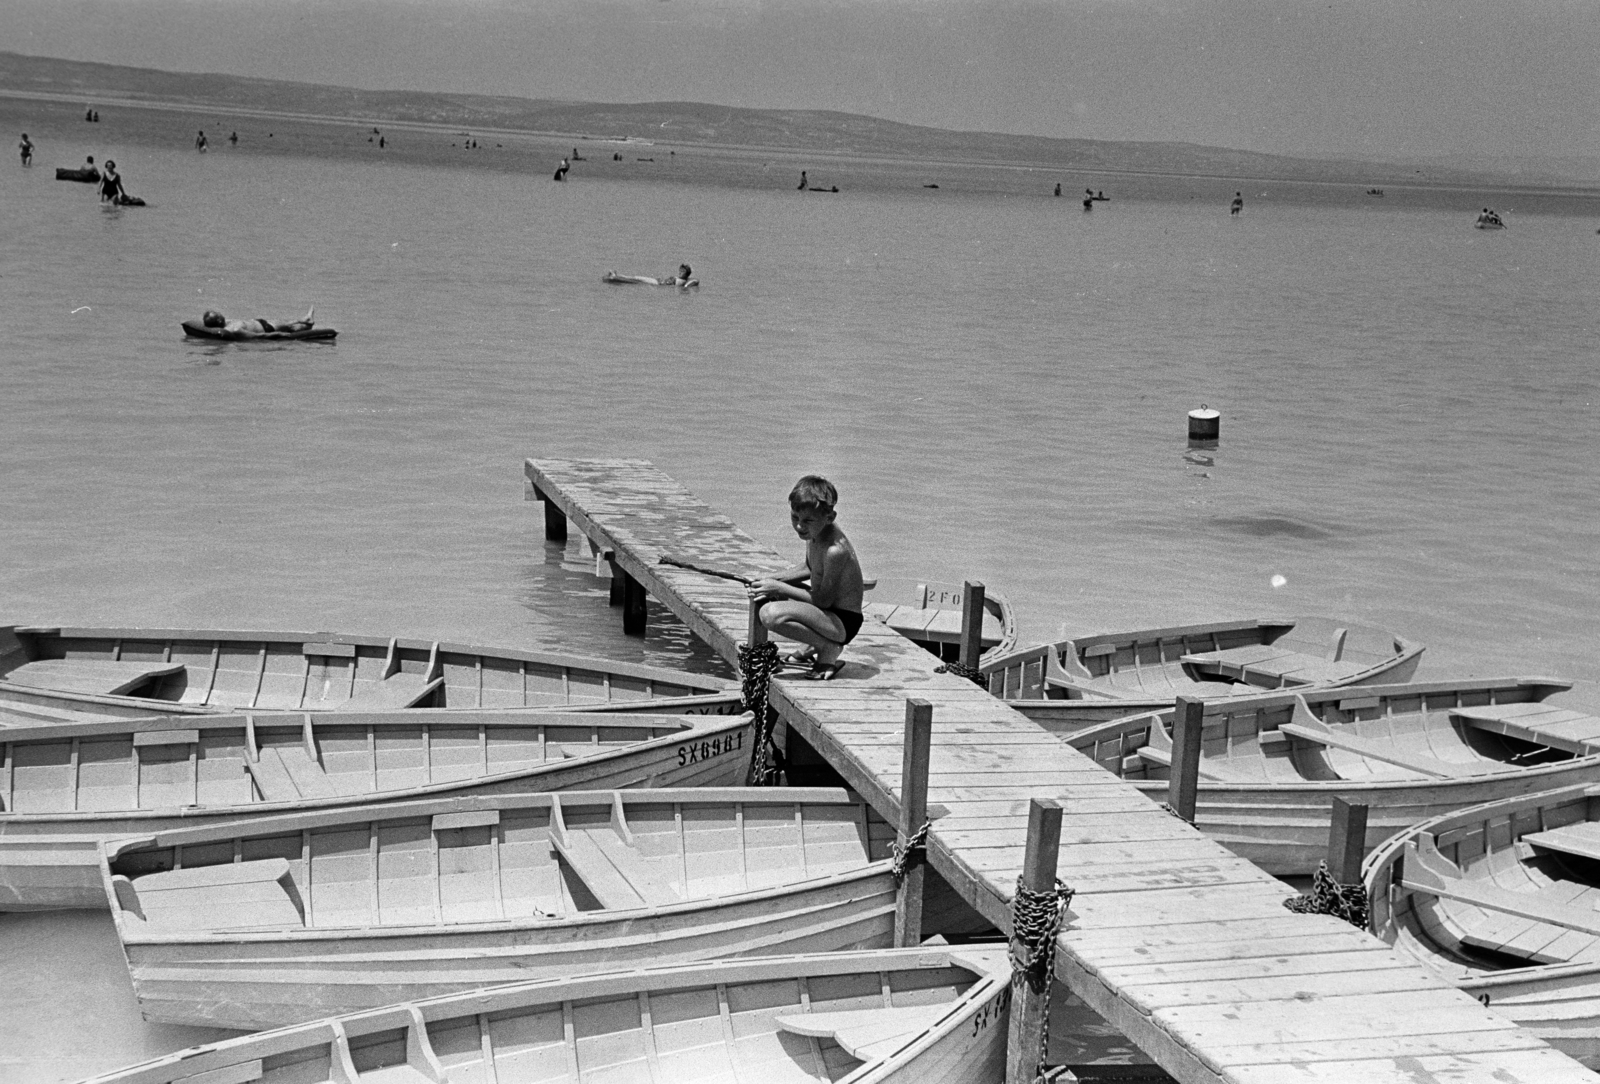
left=1327, top=797, right=1369, bottom=884
left=1168, top=696, right=1204, bottom=823
left=622, top=571, right=647, bottom=636
left=959, top=580, right=987, bottom=669
left=747, top=597, right=768, bottom=647
left=1006, top=797, right=1063, bottom=1084
left=606, top=555, right=623, bottom=607
left=532, top=485, right=567, bottom=542
left=894, top=698, right=934, bottom=948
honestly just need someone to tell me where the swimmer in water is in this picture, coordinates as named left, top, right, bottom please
left=1230, top=191, right=1244, bottom=215
left=201, top=306, right=316, bottom=335
left=196, top=130, right=208, bottom=152
left=19, top=133, right=32, bottom=166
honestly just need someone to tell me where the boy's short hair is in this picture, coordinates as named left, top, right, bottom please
left=789, top=475, right=837, bottom=513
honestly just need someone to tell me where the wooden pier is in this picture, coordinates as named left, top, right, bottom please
left=525, top=458, right=1595, bottom=1084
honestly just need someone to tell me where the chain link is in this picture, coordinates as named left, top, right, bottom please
left=933, top=660, right=987, bottom=687
left=891, top=819, right=932, bottom=882
left=738, top=640, right=782, bottom=785
left=1010, top=876, right=1074, bottom=1082
left=1284, top=860, right=1369, bottom=928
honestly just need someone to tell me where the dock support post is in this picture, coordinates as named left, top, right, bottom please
left=1168, top=696, right=1204, bottom=823
left=1007, top=797, right=1063, bottom=1084
left=532, top=485, right=567, bottom=542
left=894, top=698, right=933, bottom=947
left=1327, top=797, right=1369, bottom=884
left=606, top=555, right=623, bottom=607
left=622, top=571, right=647, bottom=636
left=747, top=597, right=768, bottom=647
left=959, top=581, right=987, bottom=669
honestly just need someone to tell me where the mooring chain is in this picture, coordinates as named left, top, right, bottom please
left=1010, top=876, right=1075, bottom=1082
left=1159, top=802, right=1187, bottom=819
left=1283, top=860, right=1369, bottom=929
left=933, top=660, right=987, bottom=688
left=891, top=819, right=932, bottom=882
left=737, top=639, right=782, bottom=785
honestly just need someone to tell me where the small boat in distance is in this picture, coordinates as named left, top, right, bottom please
left=862, top=579, right=1017, bottom=664
left=103, top=786, right=907, bottom=1028
left=1367, top=783, right=1600, bottom=1067
left=0, top=624, right=734, bottom=719
left=1062, top=676, right=1585, bottom=874
left=77, top=944, right=1012, bottom=1084
left=983, top=615, right=1422, bottom=729
left=0, top=708, right=753, bottom=910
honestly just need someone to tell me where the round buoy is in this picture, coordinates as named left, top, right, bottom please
left=1188, top=405, right=1220, bottom=446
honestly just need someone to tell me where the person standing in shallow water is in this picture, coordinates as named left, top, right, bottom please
left=1230, top=191, right=1244, bottom=215
left=798, top=170, right=807, bottom=191
left=18, top=133, right=32, bottom=166
left=195, top=130, right=208, bottom=153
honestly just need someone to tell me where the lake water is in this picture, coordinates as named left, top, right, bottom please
left=3, top=98, right=1600, bottom=1080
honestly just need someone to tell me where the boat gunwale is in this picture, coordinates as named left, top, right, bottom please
left=77, top=945, right=1008, bottom=1084
left=0, top=712, right=754, bottom=824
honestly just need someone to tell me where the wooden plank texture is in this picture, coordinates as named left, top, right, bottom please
left=523, top=457, right=1594, bottom=1084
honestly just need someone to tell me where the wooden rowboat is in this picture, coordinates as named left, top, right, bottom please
left=1064, top=677, right=1584, bottom=874
left=0, top=624, right=734, bottom=721
left=862, top=580, right=1016, bottom=664
left=103, top=787, right=906, bottom=1028
left=0, top=709, right=753, bottom=910
left=78, top=945, right=1012, bottom=1084
left=983, top=615, right=1423, bottom=731
left=1367, top=783, right=1600, bottom=1067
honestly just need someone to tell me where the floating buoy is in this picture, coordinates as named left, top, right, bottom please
left=1188, top=405, right=1220, bottom=446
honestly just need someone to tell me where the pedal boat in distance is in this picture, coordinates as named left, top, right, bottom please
left=76, top=944, right=1012, bottom=1084
left=0, top=708, right=753, bottom=910
left=0, top=624, right=737, bottom=722
left=95, top=786, right=964, bottom=1029
left=1367, top=782, right=1600, bottom=1068
left=983, top=615, right=1423, bottom=732
left=861, top=579, right=1017, bottom=665
left=1064, top=676, right=1584, bottom=875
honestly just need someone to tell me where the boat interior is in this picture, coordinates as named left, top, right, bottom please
left=0, top=626, right=726, bottom=712
left=1068, top=678, right=1579, bottom=785
left=860, top=581, right=1013, bottom=663
left=0, top=713, right=741, bottom=814
left=985, top=617, right=1419, bottom=702
left=108, top=789, right=892, bottom=934
left=1374, top=786, right=1600, bottom=976
left=102, top=949, right=1002, bottom=1084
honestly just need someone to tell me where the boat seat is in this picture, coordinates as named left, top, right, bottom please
left=117, top=858, right=306, bottom=932
left=245, top=746, right=339, bottom=802
left=1276, top=718, right=1472, bottom=778
left=550, top=829, right=679, bottom=909
left=1181, top=646, right=1366, bottom=688
left=1402, top=837, right=1600, bottom=936
left=1521, top=822, right=1600, bottom=863
left=338, top=673, right=443, bottom=711
left=4, top=659, right=185, bottom=696
left=1453, top=703, right=1600, bottom=757
left=774, top=1004, right=948, bottom=1061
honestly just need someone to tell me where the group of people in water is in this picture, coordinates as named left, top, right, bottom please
left=1476, top=207, right=1506, bottom=228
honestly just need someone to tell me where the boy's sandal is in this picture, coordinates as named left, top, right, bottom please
left=801, top=660, right=846, bottom=681
left=780, top=650, right=817, bottom=668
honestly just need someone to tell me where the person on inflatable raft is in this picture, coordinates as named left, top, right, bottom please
left=202, top=306, right=316, bottom=336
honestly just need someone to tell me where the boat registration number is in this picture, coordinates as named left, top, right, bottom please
left=677, top=730, right=745, bottom=766
left=971, top=985, right=1011, bottom=1037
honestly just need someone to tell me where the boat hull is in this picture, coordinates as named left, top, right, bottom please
left=0, top=711, right=753, bottom=910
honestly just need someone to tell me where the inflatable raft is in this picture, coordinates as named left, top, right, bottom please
left=181, top=320, right=337, bottom=341
left=55, top=166, right=100, bottom=182
left=602, top=272, right=699, bottom=289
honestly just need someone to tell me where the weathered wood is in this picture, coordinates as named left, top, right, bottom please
left=622, top=569, right=648, bottom=636
left=1006, top=797, right=1062, bottom=1084
left=960, top=581, right=986, bottom=669
left=748, top=597, right=768, bottom=647
left=1327, top=797, right=1369, bottom=884
left=894, top=699, right=933, bottom=947
left=1168, top=697, right=1204, bottom=823
left=537, top=486, right=568, bottom=541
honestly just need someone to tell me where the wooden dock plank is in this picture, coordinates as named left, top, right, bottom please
left=524, top=457, right=1595, bottom=1084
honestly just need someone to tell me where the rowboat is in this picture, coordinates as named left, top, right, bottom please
left=0, top=709, right=754, bottom=910
left=0, top=624, right=734, bottom=720
left=78, top=945, right=1011, bottom=1084
left=102, top=787, right=909, bottom=1028
left=983, top=615, right=1423, bottom=732
left=862, top=580, right=1016, bottom=664
left=1063, top=677, right=1585, bottom=874
left=1367, top=783, right=1600, bottom=1066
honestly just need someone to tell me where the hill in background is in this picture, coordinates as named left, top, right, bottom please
left=0, top=50, right=1570, bottom=187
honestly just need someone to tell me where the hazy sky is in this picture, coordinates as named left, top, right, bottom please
left=5, top=0, right=1598, bottom=161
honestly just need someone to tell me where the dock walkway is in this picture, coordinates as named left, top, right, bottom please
left=525, top=458, right=1593, bottom=1084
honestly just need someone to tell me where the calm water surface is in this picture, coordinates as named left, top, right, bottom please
left=2, top=116, right=1599, bottom=1079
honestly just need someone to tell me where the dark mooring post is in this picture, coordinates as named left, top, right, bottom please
left=747, top=597, right=768, bottom=647
left=532, top=485, right=567, bottom=542
left=894, top=698, right=934, bottom=947
left=605, top=554, right=623, bottom=607
left=1327, top=797, right=1370, bottom=885
left=1168, top=696, right=1205, bottom=823
left=1006, top=797, right=1063, bottom=1084
left=622, top=570, right=647, bottom=636
left=959, top=580, right=987, bottom=670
